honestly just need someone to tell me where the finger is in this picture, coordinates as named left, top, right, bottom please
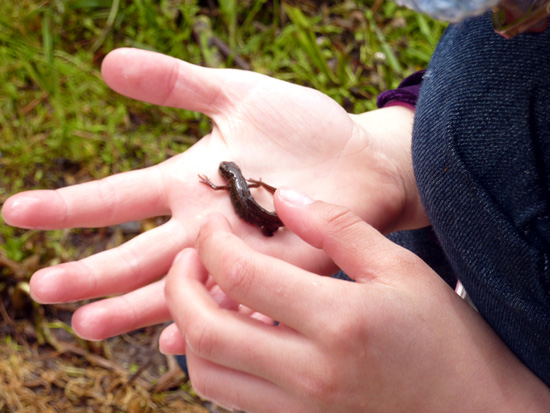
left=195, top=213, right=340, bottom=334
left=30, top=219, right=187, bottom=304
left=159, top=323, right=187, bottom=355
left=185, top=352, right=296, bottom=412
left=275, top=187, right=407, bottom=283
left=101, top=48, right=258, bottom=117
left=2, top=166, right=170, bottom=230
left=71, top=280, right=170, bottom=341
left=159, top=287, right=276, bottom=356
left=165, top=247, right=312, bottom=385
left=159, top=288, right=276, bottom=356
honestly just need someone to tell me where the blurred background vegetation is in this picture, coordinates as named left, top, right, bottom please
left=0, top=0, right=446, bottom=411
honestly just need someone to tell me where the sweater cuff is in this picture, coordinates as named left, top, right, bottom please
left=376, top=70, right=426, bottom=109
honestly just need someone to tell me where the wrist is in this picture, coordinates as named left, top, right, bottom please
left=351, top=105, right=429, bottom=233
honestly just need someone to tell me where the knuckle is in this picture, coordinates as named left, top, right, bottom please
left=220, top=253, right=256, bottom=298
left=323, top=206, right=364, bottom=238
left=399, top=248, right=424, bottom=269
left=323, top=317, right=361, bottom=349
left=116, top=243, right=142, bottom=281
left=297, top=364, right=341, bottom=404
left=314, top=297, right=369, bottom=350
left=186, top=318, right=216, bottom=359
left=94, top=177, right=118, bottom=223
left=379, top=244, right=424, bottom=277
left=199, top=228, right=257, bottom=299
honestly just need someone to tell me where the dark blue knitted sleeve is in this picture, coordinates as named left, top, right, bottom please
left=413, top=12, right=550, bottom=385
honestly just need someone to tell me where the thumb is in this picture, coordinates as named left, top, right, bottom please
left=274, top=188, right=405, bottom=283
left=102, top=48, right=245, bottom=116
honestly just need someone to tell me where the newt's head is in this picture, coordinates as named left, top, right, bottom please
left=218, top=161, right=241, bottom=180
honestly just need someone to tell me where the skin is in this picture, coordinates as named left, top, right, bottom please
left=2, top=48, right=423, bottom=340
left=160, top=192, right=550, bottom=412
left=2, top=48, right=548, bottom=409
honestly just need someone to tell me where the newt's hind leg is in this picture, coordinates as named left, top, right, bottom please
left=247, top=178, right=277, bottom=194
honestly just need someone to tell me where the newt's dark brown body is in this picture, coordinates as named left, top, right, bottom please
left=198, top=162, right=283, bottom=236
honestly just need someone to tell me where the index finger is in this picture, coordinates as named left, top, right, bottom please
left=196, top=213, right=345, bottom=336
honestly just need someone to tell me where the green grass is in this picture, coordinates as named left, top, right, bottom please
left=0, top=0, right=447, bottom=409
left=0, top=0, right=446, bottom=192
left=0, top=0, right=448, bottom=260
left=0, top=0, right=448, bottom=254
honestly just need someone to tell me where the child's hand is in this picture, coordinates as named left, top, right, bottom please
left=161, top=188, right=549, bottom=412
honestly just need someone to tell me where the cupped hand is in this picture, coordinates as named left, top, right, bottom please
left=161, top=189, right=550, bottom=412
left=1, top=48, right=418, bottom=340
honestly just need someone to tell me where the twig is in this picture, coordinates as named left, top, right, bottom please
left=209, top=35, right=251, bottom=70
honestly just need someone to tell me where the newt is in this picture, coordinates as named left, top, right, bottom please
left=198, top=161, right=283, bottom=236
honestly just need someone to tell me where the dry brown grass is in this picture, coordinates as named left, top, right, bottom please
left=0, top=325, right=210, bottom=412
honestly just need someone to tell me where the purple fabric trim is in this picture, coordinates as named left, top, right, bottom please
left=376, top=70, right=426, bottom=109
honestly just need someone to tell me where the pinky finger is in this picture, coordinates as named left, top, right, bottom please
left=186, top=351, right=297, bottom=412
left=158, top=305, right=275, bottom=356
left=159, top=323, right=187, bottom=355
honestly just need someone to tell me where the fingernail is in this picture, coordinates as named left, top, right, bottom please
left=2, top=194, right=42, bottom=226
left=279, top=188, right=314, bottom=206
left=29, top=268, right=66, bottom=303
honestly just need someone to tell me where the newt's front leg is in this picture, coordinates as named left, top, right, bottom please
left=198, top=174, right=228, bottom=191
left=198, top=174, right=267, bottom=191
